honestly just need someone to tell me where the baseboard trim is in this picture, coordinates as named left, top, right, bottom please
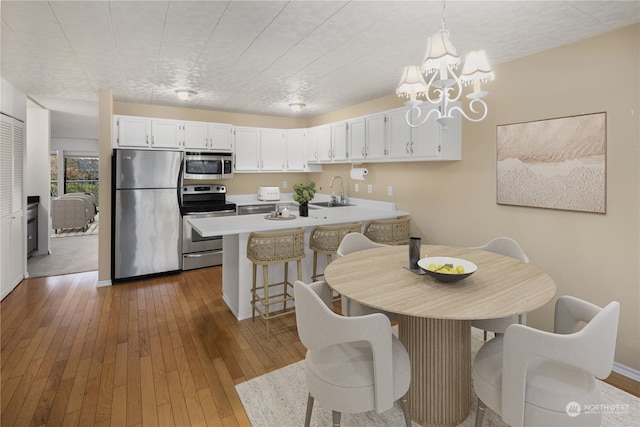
left=96, top=279, right=112, bottom=287
left=613, top=361, right=640, bottom=382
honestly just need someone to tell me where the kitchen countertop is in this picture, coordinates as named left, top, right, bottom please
left=189, top=195, right=408, bottom=237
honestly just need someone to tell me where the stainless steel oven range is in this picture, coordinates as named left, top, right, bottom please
left=180, top=184, right=236, bottom=270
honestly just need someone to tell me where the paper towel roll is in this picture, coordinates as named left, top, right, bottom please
left=350, top=168, right=368, bottom=180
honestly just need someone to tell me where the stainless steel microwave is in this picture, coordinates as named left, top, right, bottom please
left=183, top=152, right=233, bottom=180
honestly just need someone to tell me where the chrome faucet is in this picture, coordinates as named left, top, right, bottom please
left=329, top=176, right=345, bottom=204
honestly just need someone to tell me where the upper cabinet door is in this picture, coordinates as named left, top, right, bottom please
left=365, top=113, right=387, bottom=160
left=115, top=116, right=150, bottom=148
left=183, top=121, right=209, bottom=150
left=306, top=127, right=319, bottom=163
left=386, top=108, right=412, bottom=159
left=285, top=129, right=306, bottom=171
left=208, top=124, right=233, bottom=151
left=151, top=119, right=182, bottom=149
left=260, top=129, right=284, bottom=171
left=331, top=122, right=348, bottom=161
left=348, top=118, right=366, bottom=161
left=317, top=125, right=333, bottom=162
left=234, top=127, right=260, bottom=171
left=410, top=104, right=442, bottom=158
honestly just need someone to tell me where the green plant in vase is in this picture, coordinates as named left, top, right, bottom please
left=293, top=181, right=316, bottom=217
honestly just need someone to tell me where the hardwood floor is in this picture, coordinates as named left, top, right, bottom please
left=1, top=267, right=305, bottom=426
left=2, top=267, right=638, bottom=426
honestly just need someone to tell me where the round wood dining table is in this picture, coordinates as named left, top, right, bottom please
left=323, top=244, right=556, bottom=427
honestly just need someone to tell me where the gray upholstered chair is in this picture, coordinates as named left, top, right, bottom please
left=471, top=237, right=530, bottom=339
left=336, top=233, right=396, bottom=320
left=472, top=296, right=620, bottom=427
left=293, top=280, right=412, bottom=427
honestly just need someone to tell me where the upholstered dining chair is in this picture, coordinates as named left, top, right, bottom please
left=293, top=280, right=412, bottom=427
left=471, top=237, right=530, bottom=340
left=472, top=296, right=620, bottom=427
left=336, top=233, right=396, bottom=320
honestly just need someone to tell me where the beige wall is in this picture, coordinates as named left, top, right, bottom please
left=98, top=24, right=639, bottom=371
left=308, top=24, right=640, bottom=371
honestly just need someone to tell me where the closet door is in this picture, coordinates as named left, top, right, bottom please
left=1, top=115, right=25, bottom=299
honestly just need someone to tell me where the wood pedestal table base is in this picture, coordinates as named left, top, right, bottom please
left=399, top=315, right=471, bottom=426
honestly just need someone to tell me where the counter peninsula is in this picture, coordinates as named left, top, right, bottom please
left=188, top=198, right=409, bottom=320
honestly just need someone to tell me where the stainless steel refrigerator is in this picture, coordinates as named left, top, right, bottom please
left=112, top=149, right=182, bottom=280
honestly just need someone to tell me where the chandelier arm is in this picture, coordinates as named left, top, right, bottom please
left=424, top=71, right=443, bottom=104
left=447, top=64, right=463, bottom=102
left=405, top=105, right=441, bottom=128
left=447, top=98, right=489, bottom=122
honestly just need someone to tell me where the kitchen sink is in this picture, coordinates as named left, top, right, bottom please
left=309, top=201, right=354, bottom=208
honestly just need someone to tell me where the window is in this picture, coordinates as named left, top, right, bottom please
left=50, top=154, right=58, bottom=197
left=64, top=157, right=99, bottom=205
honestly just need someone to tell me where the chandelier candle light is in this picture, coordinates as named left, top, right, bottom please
left=396, top=0, right=494, bottom=129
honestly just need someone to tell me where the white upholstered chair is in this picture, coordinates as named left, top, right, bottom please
left=293, top=280, right=412, bottom=427
left=471, top=237, right=530, bottom=339
left=472, top=296, right=620, bottom=427
left=336, top=233, right=396, bottom=320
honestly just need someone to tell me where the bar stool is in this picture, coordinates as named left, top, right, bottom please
left=363, top=216, right=411, bottom=245
left=309, top=222, right=362, bottom=282
left=247, top=227, right=306, bottom=340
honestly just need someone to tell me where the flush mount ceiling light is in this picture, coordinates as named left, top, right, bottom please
left=289, top=103, right=305, bottom=113
left=175, top=89, right=197, bottom=102
left=396, top=0, right=494, bottom=129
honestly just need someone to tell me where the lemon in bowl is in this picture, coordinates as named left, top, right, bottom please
left=418, top=257, right=477, bottom=283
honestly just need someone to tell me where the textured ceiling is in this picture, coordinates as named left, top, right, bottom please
left=2, top=0, right=639, bottom=136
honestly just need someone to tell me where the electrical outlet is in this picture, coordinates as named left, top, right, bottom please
left=355, top=183, right=359, bottom=192
left=387, top=185, right=393, bottom=196
left=282, top=181, right=287, bottom=188
left=368, top=184, right=373, bottom=193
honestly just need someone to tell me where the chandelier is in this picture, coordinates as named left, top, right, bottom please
left=396, top=1, right=494, bottom=129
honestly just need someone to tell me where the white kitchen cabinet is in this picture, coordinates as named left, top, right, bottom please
left=1, top=115, right=25, bottom=299
left=151, top=119, right=183, bottom=149
left=183, top=121, right=233, bottom=151
left=316, top=125, right=333, bottom=162
left=365, top=113, right=387, bottom=160
left=331, top=122, right=349, bottom=161
left=306, top=126, right=320, bottom=163
left=114, top=115, right=150, bottom=148
left=285, top=129, right=306, bottom=171
left=234, top=127, right=260, bottom=171
left=348, top=113, right=387, bottom=161
left=348, top=118, right=366, bottom=161
left=182, top=121, right=208, bottom=150
left=387, top=105, right=441, bottom=159
left=260, top=129, right=284, bottom=171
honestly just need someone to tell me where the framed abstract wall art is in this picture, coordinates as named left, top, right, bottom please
left=496, top=112, right=606, bottom=214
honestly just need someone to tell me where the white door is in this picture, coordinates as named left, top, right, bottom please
left=386, top=107, right=413, bottom=159
left=348, top=118, right=366, bottom=161
left=260, top=129, right=284, bottom=171
left=331, top=122, right=348, bottom=161
left=234, top=127, right=260, bottom=171
left=285, top=130, right=306, bottom=171
left=183, top=121, right=209, bottom=150
left=151, top=119, right=182, bottom=149
left=116, top=116, right=150, bottom=148
left=365, top=113, right=387, bottom=160
left=208, top=124, right=233, bottom=151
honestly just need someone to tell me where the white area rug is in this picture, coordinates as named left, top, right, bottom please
left=236, top=329, right=639, bottom=427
